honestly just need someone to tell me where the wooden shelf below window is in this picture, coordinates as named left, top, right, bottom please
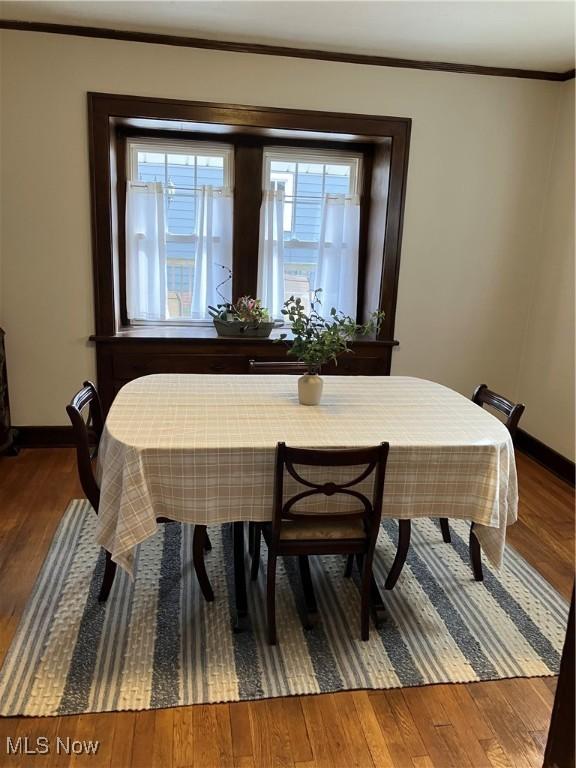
left=91, top=328, right=399, bottom=414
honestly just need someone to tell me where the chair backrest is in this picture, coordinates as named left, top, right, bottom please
left=472, top=384, right=525, bottom=438
left=249, top=360, right=309, bottom=374
left=272, top=441, right=389, bottom=540
left=66, top=381, right=103, bottom=511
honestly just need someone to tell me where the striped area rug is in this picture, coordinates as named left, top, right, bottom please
left=0, top=500, right=568, bottom=717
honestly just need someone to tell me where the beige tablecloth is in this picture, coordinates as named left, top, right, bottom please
left=96, top=374, right=518, bottom=574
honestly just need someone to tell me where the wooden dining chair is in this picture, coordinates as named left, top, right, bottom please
left=384, top=383, right=525, bottom=589
left=248, top=360, right=309, bottom=374
left=66, top=381, right=214, bottom=603
left=251, top=441, right=389, bottom=644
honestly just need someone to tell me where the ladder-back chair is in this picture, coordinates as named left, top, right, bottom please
left=67, top=381, right=214, bottom=602
left=384, top=384, right=524, bottom=589
left=251, top=441, right=389, bottom=643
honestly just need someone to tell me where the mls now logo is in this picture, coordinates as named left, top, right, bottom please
left=6, top=736, right=100, bottom=755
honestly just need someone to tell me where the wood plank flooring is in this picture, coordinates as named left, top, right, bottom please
left=0, top=448, right=573, bottom=767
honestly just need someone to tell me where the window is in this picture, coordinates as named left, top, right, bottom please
left=124, top=140, right=364, bottom=325
left=258, top=148, right=362, bottom=319
left=125, top=140, right=233, bottom=322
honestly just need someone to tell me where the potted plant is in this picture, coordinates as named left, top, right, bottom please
left=279, top=290, right=384, bottom=405
left=209, top=296, right=278, bottom=338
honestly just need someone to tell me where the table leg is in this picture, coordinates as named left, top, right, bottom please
left=298, top=555, right=318, bottom=628
left=233, top=521, right=248, bottom=632
left=370, top=574, right=387, bottom=626
left=469, top=522, right=484, bottom=581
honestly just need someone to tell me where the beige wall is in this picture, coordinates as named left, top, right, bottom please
left=0, top=30, right=572, bottom=457
left=515, top=81, right=575, bottom=460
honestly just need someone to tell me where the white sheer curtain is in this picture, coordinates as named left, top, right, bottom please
left=126, top=182, right=233, bottom=322
left=313, top=193, right=360, bottom=318
left=257, top=186, right=286, bottom=319
left=126, top=182, right=167, bottom=321
left=257, top=188, right=360, bottom=320
left=190, top=186, right=233, bottom=318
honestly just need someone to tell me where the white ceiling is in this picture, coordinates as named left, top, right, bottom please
left=1, top=1, right=574, bottom=72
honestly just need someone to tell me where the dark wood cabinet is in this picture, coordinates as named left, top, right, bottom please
left=92, top=328, right=397, bottom=415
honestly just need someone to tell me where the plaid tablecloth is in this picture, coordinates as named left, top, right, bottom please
left=96, top=374, right=518, bottom=574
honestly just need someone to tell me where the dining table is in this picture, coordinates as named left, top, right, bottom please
left=95, top=373, right=518, bottom=624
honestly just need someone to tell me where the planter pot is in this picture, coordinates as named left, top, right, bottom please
left=213, top=319, right=275, bottom=338
left=298, top=373, right=324, bottom=406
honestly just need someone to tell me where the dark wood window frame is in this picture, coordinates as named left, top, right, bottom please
left=89, top=92, right=410, bottom=338
left=88, top=93, right=411, bottom=411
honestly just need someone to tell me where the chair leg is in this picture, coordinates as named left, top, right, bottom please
left=98, top=550, right=117, bottom=603
left=250, top=524, right=262, bottom=581
left=298, top=555, right=318, bottom=622
left=267, top=552, right=278, bottom=645
left=193, top=525, right=214, bottom=601
left=439, top=517, right=451, bottom=543
left=360, top=553, right=374, bottom=641
left=385, top=519, right=411, bottom=590
left=204, top=530, right=212, bottom=551
left=344, top=554, right=354, bottom=578
left=470, top=523, right=484, bottom=581
left=233, top=522, right=248, bottom=630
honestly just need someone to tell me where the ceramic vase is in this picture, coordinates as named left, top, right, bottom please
left=298, top=373, right=323, bottom=406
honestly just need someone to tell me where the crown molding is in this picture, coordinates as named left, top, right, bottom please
left=1, top=20, right=574, bottom=82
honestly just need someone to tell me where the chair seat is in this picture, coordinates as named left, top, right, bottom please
left=279, top=517, right=366, bottom=541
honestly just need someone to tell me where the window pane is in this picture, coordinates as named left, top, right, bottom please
left=127, top=141, right=232, bottom=323
left=137, top=152, right=165, bottom=183
left=167, top=263, right=192, bottom=291
left=167, top=154, right=195, bottom=188
left=196, top=163, right=225, bottom=188
left=138, top=152, right=164, bottom=166
left=166, top=191, right=196, bottom=235
left=293, top=198, right=322, bottom=243
left=166, top=153, right=194, bottom=166
left=197, top=155, right=224, bottom=168
left=324, top=170, right=351, bottom=194
left=325, top=163, right=351, bottom=177
left=284, top=245, right=318, bottom=311
left=136, top=150, right=229, bottom=190
left=297, top=162, right=323, bottom=177
left=167, top=254, right=194, bottom=319
left=259, top=150, right=361, bottom=319
left=270, top=160, right=296, bottom=174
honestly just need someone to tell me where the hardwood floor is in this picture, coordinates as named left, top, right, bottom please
left=0, top=448, right=573, bottom=768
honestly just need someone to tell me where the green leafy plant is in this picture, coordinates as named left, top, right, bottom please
left=279, top=290, right=384, bottom=373
left=208, top=296, right=270, bottom=325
